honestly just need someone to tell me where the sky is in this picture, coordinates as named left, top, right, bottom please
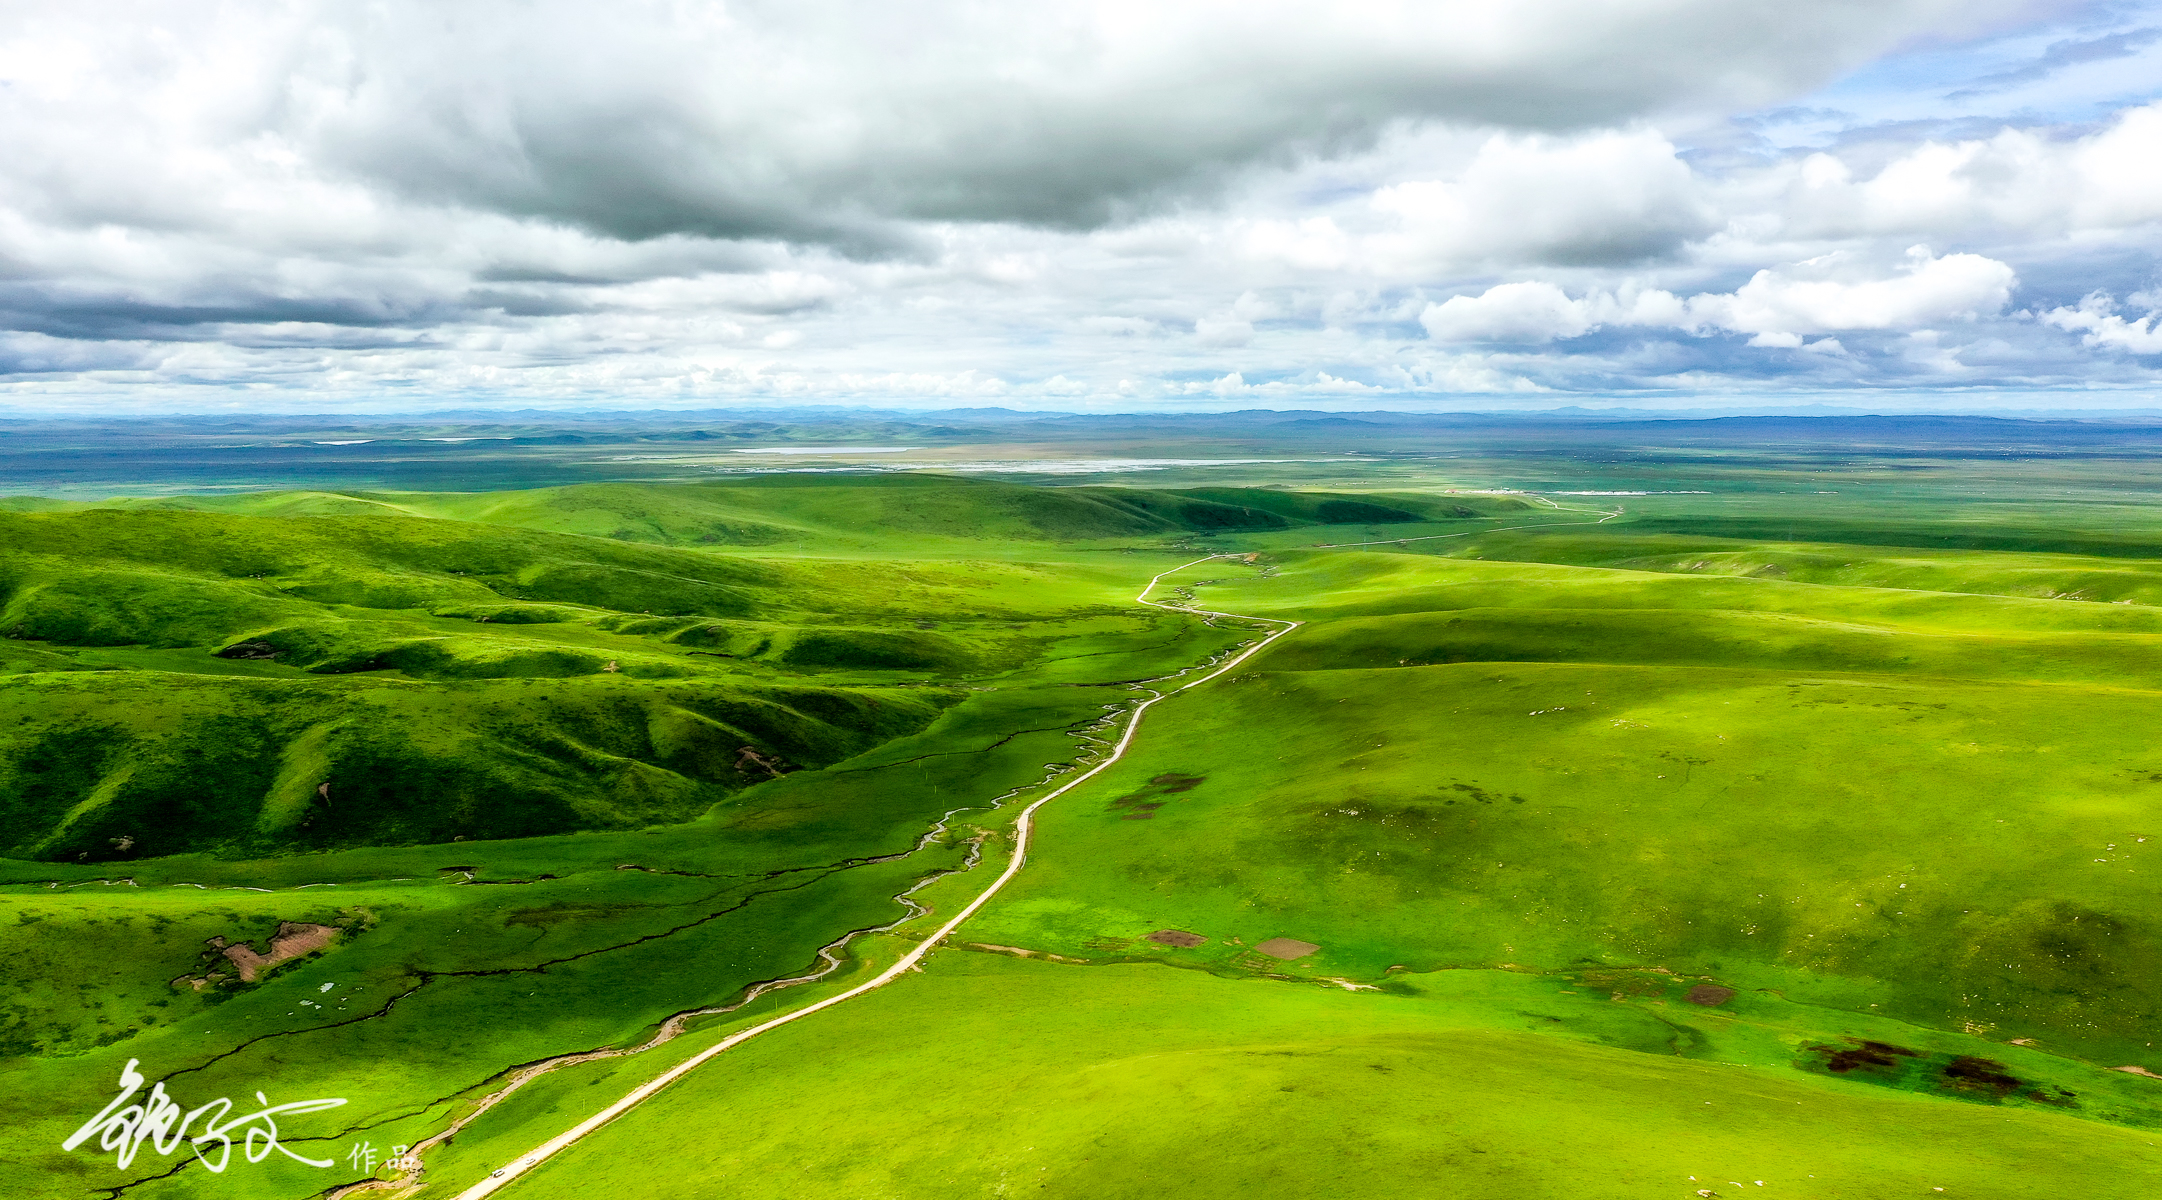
left=2, top=0, right=2162, bottom=414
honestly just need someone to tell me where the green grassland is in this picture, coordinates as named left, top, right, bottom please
left=461, top=473, right=2162, bottom=1200
left=964, top=551, right=2162, bottom=1062
left=4, top=476, right=1495, bottom=860
left=12, top=459, right=2162, bottom=1199
left=491, top=949, right=2161, bottom=1200
left=1, top=474, right=1535, bottom=1199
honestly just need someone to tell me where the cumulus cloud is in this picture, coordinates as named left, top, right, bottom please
left=1234, top=129, right=1712, bottom=274
left=1195, top=316, right=1257, bottom=347
left=0, top=0, right=2029, bottom=245
left=1691, top=247, right=2017, bottom=334
left=1373, top=130, right=1714, bottom=267
left=1178, top=370, right=1387, bottom=398
left=1223, top=102, right=2162, bottom=290
left=1080, top=316, right=1158, bottom=336
left=1421, top=248, right=2016, bottom=343
left=0, top=0, right=2156, bottom=409
left=2040, top=293, right=2162, bottom=354
left=1736, top=102, right=2162, bottom=242
left=1420, top=282, right=1598, bottom=342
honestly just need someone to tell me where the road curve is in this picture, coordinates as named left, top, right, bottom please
left=453, top=554, right=1299, bottom=1199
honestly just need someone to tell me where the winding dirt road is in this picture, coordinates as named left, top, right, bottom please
left=451, top=505, right=1626, bottom=1197
left=452, top=555, right=1299, bottom=1199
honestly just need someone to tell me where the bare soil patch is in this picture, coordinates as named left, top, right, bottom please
left=1685, top=984, right=1736, bottom=1006
left=967, top=943, right=1038, bottom=958
left=1145, top=929, right=1207, bottom=948
left=736, top=746, right=793, bottom=778
left=1254, top=937, right=1319, bottom=960
left=222, top=921, right=339, bottom=982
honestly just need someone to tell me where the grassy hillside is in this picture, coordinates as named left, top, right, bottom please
left=73, top=475, right=1536, bottom=550
left=1, top=475, right=1341, bottom=1200
left=20, top=465, right=2162, bottom=1200
left=0, top=505, right=954, bottom=859
left=962, top=551, right=2162, bottom=1061
left=478, top=952, right=2162, bottom=1200
left=453, top=517, right=2162, bottom=1200
left=0, top=478, right=1535, bottom=862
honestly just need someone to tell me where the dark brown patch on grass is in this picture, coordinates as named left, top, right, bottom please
left=1445, top=781, right=1527, bottom=804
left=1146, top=929, right=1207, bottom=948
left=1797, top=1040, right=2074, bottom=1109
left=1685, top=984, right=1736, bottom=1006
left=1254, top=937, right=1319, bottom=960
left=1942, top=1056, right=2023, bottom=1099
left=1110, top=772, right=1206, bottom=817
left=1815, top=1040, right=1921, bottom=1074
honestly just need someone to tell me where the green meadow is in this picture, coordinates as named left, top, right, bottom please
left=6, top=450, right=2162, bottom=1199
left=492, top=951, right=2159, bottom=1200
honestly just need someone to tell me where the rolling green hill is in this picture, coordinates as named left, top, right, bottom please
left=0, top=478, right=1530, bottom=861
left=13, top=465, right=2162, bottom=1200
left=67, top=475, right=1534, bottom=550
left=454, top=500, right=2162, bottom=1200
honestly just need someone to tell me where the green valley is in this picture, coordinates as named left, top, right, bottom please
left=6, top=426, right=2162, bottom=1200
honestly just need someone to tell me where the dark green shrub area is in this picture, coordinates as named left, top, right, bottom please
left=430, top=604, right=583, bottom=624
left=777, top=628, right=983, bottom=673
left=0, top=564, right=294, bottom=647
left=1165, top=487, right=1530, bottom=525
left=0, top=675, right=952, bottom=860
left=0, top=480, right=1377, bottom=863
left=503, top=562, right=758, bottom=616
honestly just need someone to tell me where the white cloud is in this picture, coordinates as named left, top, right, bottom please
left=1175, top=370, right=1385, bottom=397
left=2040, top=293, right=2162, bottom=354
left=1195, top=316, right=1256, bottom=347
left=1420, top=283, right=1686, bottom=343
left=0, top=0, right=2157, bottom=408
left=1421, top=248, right=2015, bottom=343
left=1420, top=282, right=1597, bottom=342
left=1749, top=331, right=1807, bottom=349
left=1080, top=316, right=1158, bottom=336
left=1374, top=129, right=1712, bottom=267
left=1731, top=102, right=2162, bottom=244
left=0, top=0, right=2038, bottom=251
left=1689, top=247, right=2017, bottom=335
left=1233, top=129, right=1711, bottom=275
left=54, top=1, right=2029, bottom=239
